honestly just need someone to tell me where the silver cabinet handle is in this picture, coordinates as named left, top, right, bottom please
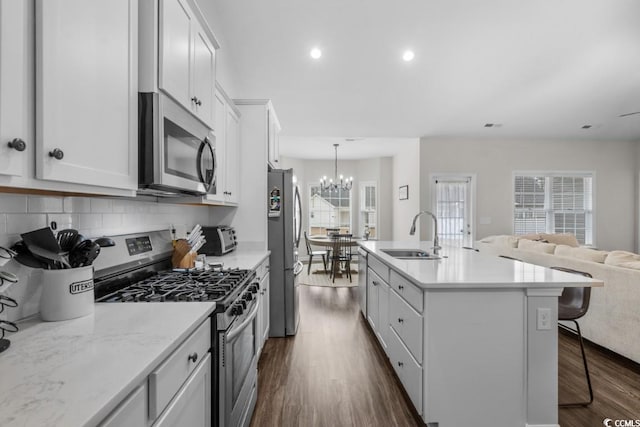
left=397, top=361, right=404, bottom=367
left=188, top=352, right=198, bottom=363
left=49, top=148, right=64, bottom=160
left=398, top=285, right=404, bottom=291
left=398, top=318, right=404, bottom=323
left=372, top=281, right=380, bottom=287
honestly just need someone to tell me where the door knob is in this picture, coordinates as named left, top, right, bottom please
left=49, top=148, right=64, bottom=160
left=7, top=138, right=26, bottom=152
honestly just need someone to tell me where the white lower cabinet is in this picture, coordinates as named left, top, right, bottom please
left=99, top=383, right=148, bottom=427
left=99, top=317, right=212, bottom=427
left=256, top=258, right=270, bottom=358
left=387, top=326, right=423, bottom=414
left=365, top=255, right=424, bottom=416
left=153, top=353, right=211, bottom=427
left=367, top=267, right=389, bottom=350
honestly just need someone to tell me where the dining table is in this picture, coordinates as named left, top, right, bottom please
left=307, top=235, right=363, bottom=276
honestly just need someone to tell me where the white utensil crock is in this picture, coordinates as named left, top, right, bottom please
left=40, top=266, right=94, bottom=321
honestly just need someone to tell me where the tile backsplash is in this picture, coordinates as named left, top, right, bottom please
left=0, top=194, right=215, bottom=248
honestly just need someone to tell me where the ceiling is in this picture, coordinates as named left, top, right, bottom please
left=212, top=0, right=640, bottom=159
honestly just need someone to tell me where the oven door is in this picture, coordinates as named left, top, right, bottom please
left=139, top=93, right=217, bottom=195
left=219, top=301, right=258, bottom=427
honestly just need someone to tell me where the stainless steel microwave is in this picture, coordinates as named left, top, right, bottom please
left=138, top=92, right=217, bottom=196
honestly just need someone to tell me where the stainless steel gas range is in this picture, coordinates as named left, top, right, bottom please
left=92, top=231, right=259, bottom=427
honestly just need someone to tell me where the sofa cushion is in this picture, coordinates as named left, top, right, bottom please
left=555, top=245, right=609, bottom=263
left=479, top=235, right=518, bottom=248
left=518, top=238, right=556, bottom=254
left=604, top=250, right=640, bottom=270
left=540, top=233, right=580, bottom=247
left=518, top=233, right=542, bottom=241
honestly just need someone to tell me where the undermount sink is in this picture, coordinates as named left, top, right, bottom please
left=380, top=249, right=442, bottom=260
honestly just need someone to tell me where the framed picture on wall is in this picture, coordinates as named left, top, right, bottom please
left=399, top=185, right=409, bottom=200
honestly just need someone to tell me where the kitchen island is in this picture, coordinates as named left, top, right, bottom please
left=358, top=240, right=603, bottom=427
left=0, top=302, right=215, bottom=427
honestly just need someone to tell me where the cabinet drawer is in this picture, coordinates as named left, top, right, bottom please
left=368, top=255, right=389, bottom=283
left=387, top=326, right=423, bottom=414
left=149, top=318, right=211, bottom=419
left=389, top=289, right=423, bottom=362
left=390, top=270, right=423, bottom=313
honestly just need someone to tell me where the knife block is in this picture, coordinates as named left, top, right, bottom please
left=172, top=239, right=196, bottom=269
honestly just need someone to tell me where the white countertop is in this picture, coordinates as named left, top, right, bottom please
left=205, top=247, right=270, bottom=270
left=0, top=302, right=216, bottom=427
left=358, top=240, right=603, bottom=289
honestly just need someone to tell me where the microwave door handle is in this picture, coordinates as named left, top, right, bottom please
left=226, top=302, right=259, bottom=342
left=196, top=137, right=215, bottom=192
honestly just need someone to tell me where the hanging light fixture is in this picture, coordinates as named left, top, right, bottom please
left=320, top=143, right=353, bottom=192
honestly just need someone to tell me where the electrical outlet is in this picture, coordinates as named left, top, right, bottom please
left=537, top=308, right=551, bottom=330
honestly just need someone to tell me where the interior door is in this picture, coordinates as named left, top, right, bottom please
left=432, top=175, right=474, bottom=247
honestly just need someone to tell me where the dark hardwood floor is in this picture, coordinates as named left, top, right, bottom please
left=250, top=285, right=640, bottom=427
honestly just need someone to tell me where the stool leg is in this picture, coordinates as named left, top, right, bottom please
left=559, top=320, right=594, bottom=407
left=307, top=255, right=313, bottom=275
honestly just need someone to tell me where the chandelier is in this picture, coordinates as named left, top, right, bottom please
left=320, top=143, right=353, bottom=192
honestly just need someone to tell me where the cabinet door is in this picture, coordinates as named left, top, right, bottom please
left=209, top=90, right=226, bottom=203
left=225, top=107, right=240, bottom=203
left=261, top=272, right=270, bottom=345
left=35, top=0, right=137, bottom=190
left=192, top=22, right=215, bottom=128
left=267, top=108, right=276, bottom=167
left=377, top=281, right=389, bottom=350
left=366, top=268, right=379, bottom=331
left=153, top=353, right=211, bottom=427
left=0, top=0, right=30, bottom=177
left=99, top=383, right=148, bottom=427
left=159, top=0, right=192, bottom=109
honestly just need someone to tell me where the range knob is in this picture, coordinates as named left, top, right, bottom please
left=250, top=283, right=259, bottom=294
left=231, top=304, right=244, bottom=316
left=238, top=299, right=247, bottom=309
left=243, top=292, right=253, bottom=302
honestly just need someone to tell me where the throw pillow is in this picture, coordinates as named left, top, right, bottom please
left=554, top=245, right=609, bottom=263
left=540, top=233, right=580, bottom=247
left=518, top=238, right=556, bottom=254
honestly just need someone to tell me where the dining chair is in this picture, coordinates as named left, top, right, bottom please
left=304, top=231, right=328, bottom=274
left=550, top=266, right=594, bottom=407
left=329, top=233, right=353, bottom=283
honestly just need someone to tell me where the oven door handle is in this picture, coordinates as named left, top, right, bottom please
left=227, top=302, right=259, bottom=342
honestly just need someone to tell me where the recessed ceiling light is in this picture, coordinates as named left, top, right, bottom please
left=582, top=125, right=592, bottom=129
left=484, top=123, right=503, bottom=128
left=402, top=50, right=415, bottom=62
left=310, top=48, right=322, bottom=59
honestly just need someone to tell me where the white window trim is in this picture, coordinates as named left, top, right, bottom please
left=512, top=170, right=596, bottom=246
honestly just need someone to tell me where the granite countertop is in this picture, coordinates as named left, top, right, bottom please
left=0, top=302, right=216, bottom=427
left=205, top=247, right=270, bottom=270
left=358, top=240, right=603, bottom=289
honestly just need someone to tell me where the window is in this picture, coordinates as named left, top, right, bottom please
left=514, top=173, right=593, bottom=244
left=308, top=185, right=352, bottom=235
left=360, top=182, right=377, bottom=238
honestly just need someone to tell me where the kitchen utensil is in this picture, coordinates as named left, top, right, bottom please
left=69, top=239, right=94, bottom=268
left=0, top=270, right=18, bottom=284
left=84, top=242, right=101, bottom=265
left=56, top=229, right=78, bottom=252
left=10, top=242, right=50, bottom=269
left=21, top=227, right=70, bottom=269
left=94, top=237, right=116, bottom=248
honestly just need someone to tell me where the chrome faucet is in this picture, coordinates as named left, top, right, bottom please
left=409, top=211, right=441, bottom=255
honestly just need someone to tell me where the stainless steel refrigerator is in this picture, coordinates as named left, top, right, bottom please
left=268, top=168, right=303, bottom=336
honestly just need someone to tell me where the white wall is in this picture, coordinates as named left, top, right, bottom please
left=392, top=140, right=421, bottom=241
left=419, top=138, right=639, bottom=252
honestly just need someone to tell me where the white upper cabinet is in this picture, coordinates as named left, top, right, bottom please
left=35, top=0, right=138, bottom=191
left=0, top=0, right=31, bottom=178
left=224, top=106, right=240, bottom=204
left=159, top=0, right=217, bottom=129
left=267, top=106, right=281, bottom=168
